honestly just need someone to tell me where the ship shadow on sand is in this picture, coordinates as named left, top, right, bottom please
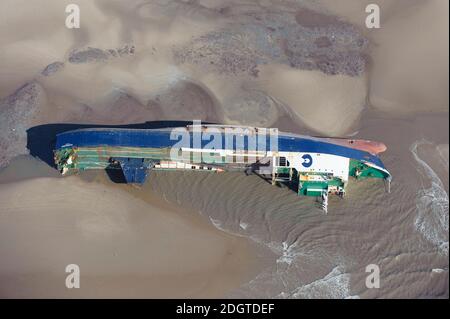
left=26, top=120, right=209, bottom=183
left=26, top=120, right=297, bottom=187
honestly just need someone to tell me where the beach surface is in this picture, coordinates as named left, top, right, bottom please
left=0, top=160, right=267, bottom=298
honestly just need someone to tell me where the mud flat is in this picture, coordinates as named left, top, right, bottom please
left=0, top=159, right=268, bottom=298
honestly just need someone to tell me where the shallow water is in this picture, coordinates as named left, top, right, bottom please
left=411, top=140, right=449, bottom=256
left=128, top=112, right=448, bottom=298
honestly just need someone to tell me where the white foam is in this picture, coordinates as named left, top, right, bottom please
left=411, top=140, right=449, bottom=255
left=209, top=216, right=224, bottom=230
left=277, top=241, right=299, bottom=265
left=239, top=222, right=248, bottom=230
left=206, top=216, right=352, bottom=299
left=436, top=144, right=449, bottom=170
left=207, top=216, right=248, bottom=239
left=255, top=239, right=303, bottom=266
left=431, top=268, right=445, bottom=273
left=282, top=266, right=359, bottom=299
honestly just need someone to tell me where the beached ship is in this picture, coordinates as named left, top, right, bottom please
left=54, top=123, right=391, bottom=212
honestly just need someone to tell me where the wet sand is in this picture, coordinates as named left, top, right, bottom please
left=0, top=161, right=268, bottom=298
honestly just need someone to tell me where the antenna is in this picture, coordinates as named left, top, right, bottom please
left=384, top=176, right=392, bottom=193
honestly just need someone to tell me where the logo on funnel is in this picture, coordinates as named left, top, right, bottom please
left=301, top=154, right=313, bottom=168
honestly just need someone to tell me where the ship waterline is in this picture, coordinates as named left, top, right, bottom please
left=54, top=124, right=391, bottom=213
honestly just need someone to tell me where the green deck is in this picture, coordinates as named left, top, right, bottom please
left=349, top=159, right=389, bottom=179
left=55, top=146, right=388, bottom=199
left=55, top=146, right=173, bottom=172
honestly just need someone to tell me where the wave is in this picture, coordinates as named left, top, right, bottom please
left=215, top=224, right=352, bottom=298
left=410, top=140, right=449, bottom=255
left=278, top=266, right=359, bottom=299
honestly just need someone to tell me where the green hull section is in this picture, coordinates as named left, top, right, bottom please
left=349, top=159, right=389, bottom=179
left=55, top=147, right=389, bottom=200
left=55, top=146, right=172, bottom=172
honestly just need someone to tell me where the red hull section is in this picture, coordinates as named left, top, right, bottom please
left=319, top=138, right=387, bottom=155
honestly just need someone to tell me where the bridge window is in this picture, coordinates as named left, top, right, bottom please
left=279, top=157, right=290, bottom=167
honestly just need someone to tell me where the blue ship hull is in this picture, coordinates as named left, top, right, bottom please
left=55, top=127, right=387, bottom=170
